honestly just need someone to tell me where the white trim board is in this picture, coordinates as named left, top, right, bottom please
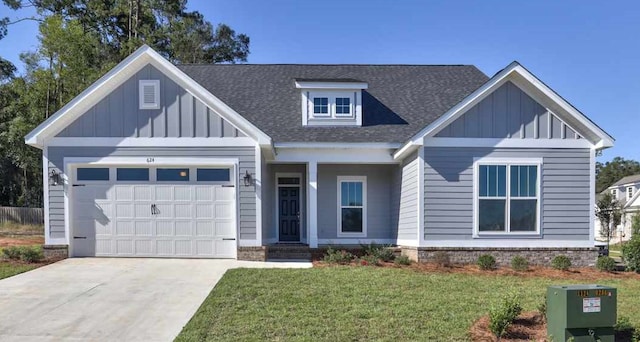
left=274, top=148, right=398, bottom=164
left=423, top=137, right=593, bottom=149
left=295, top=81, right=368, bottom=90
left=421, top=240, right=595, bottom=248
left=47, top=137, right=257, bottom=147
left=25, top=45, right=272, bottom=148
left=394, top=61, right=614, bottom=160
left=336, top=175, right=367, bottom=238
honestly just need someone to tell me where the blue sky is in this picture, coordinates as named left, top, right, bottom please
left=1, top=0, right=638, bottom=162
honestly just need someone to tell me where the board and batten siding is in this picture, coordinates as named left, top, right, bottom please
left=46, top=146, right=257, bottom=241
left=435, top=81, right=581, bottom=140
left=396, top=151, right=419, bottom=241
left=317, top=164, right=396, bottom=240
left=57, top=64, right=245, bottom=138
left=423, top=147, right=591, bottom=241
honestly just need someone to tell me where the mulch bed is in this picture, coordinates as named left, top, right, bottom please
left=0, top=236, right=44, bottom=248
left=470, top=311, right=546, bottom=342
left=312, top=260, right=640, bottom=280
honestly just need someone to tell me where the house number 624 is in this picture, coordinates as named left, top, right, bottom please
left=146, top=158, right=155, bottom=163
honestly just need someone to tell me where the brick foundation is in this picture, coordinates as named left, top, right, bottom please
left=401, top=247, right=599, bottom=267
left=43, top=245, right=69, bottom=259
left=237, top=246, right=268, bottom=261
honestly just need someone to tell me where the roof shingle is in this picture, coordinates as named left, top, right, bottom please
left=177, top=64, right=488, bottom=143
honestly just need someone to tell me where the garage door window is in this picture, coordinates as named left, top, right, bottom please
left=117, top=168, right=149, bottom=181
left=197, top=168, right=230, bottom=182
left=77, top=168, right=109, bottom=181
left=157, top=168, right=189, bottom=181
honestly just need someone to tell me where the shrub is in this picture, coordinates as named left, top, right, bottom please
left=323, top=247, right=354, bottom=264
left=433, top=251, right=451, bottom=267
left=394, top=255, right=412, bottom=266
left=361, top=242, right=395, bottom=262
left=477, top=254, right=496, bottom=270
left=2, top=246, right=22, bottom=260
left=614, top=316, right=640, bottom=342
left=511, top=256, right=529, bottom=271
left=488, top=293, right=523, bottom=338
left=359, top=254, right=379, bottom=266
left=551, top=255, right=572, bottom=271
left=20, top=247, right=44, bottom=263
left=623, top=215, right=640, bottom=272
left=596, top=256, right=617, bottom=272
left=537, top=293, right=547, bottom=321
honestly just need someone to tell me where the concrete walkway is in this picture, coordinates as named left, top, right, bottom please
left=0, top=258, right=311, bottom=341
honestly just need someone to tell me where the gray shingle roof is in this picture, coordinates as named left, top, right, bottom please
left=177, top=64, right=489, bottom=143
left=612, top=174, right=640, bottom=187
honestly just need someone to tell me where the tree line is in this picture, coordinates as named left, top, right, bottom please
left=0, top=0, right=250, bottom=207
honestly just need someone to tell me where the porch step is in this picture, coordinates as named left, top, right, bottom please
left=267, top=245, right=312, bottom=261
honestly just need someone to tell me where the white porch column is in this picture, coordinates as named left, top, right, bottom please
left=308, top=161, right=318, bottom=248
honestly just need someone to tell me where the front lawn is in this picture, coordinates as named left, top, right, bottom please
left=0, top=262, right=39, bottom=280
left=176, top=267, right=640, bottom=341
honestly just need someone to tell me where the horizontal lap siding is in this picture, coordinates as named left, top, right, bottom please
left=397, top=152, right=418, bottom=241
left=424, top=147, right=591, bottom=241
left=317, top=164, right=396, bottom=240
left=47, top=146, right=257, bottom=241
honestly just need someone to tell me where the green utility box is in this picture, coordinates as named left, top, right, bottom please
left=547, top=284, right=617, bottom=342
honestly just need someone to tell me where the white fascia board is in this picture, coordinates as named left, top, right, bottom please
left=395, top=61, right=614, bottom=157
left=273, top=148, right=398, bottom=164
left=48, top=137, right=257, bottom=147
left=423, top=137, right=593, bottom=149
left=274, top=142, right=401, bottom=149
left=25, top=45, right=153, bottom=148
left=25, top=45, right=273, bottom=149
left=392, top=141, right=421, bottom=160
left=624, top=190, right=640, bottom=208
left=295, top=81, right=368, bottom=90
left=64, top=156, right=239, bottom=166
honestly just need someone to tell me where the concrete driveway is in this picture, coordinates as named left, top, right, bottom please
left=0, top=258, right=311, bottom=341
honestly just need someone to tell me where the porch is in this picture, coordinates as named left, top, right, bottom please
left=261, top=163, right=400, bottom=248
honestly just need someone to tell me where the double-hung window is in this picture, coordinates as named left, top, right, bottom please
left=627, top=187, right=634, bottom=201
left=476, top=161, right=540, bottom=235
left=338, top=176, right=367, bottom=236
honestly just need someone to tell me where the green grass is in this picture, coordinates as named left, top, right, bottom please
left=176, top=267, right=640, bottom=341
left=0, top=262, right=39, bottom=280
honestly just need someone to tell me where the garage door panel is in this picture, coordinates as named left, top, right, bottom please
left=175, top=240, right=193, bottom=255
left=196, top=221, right=214, bottom=236
left=174, top=187, right=192, bottom=201
left=196, top=240, right=214, bottom=256
left=174, top=221, right=192, bottom=236
left=215, top=187, right=234, bottom=201
left=73, top=175, right=236, bottom=259
left=215, top=220, right=235, bottom=237
left=135, top=240, right=153, bottom=255
left=174, top=204, right=192, bottom=218
left=156, top=221, right=174, bottom=236
left=135, top=221, right=153, bottom=236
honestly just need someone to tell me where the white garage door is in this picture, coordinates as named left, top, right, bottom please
left=71, top=166, right=236, bottom=258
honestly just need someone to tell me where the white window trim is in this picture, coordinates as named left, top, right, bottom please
left=337, top=176, right=367, bottom=238
left=311, top=96, right=330, bottom=117
left=334, top=96, right=353, bottom=117
left=309, top=91, right=356, bottom=120
left=611, top=188, right=618, bottom=198
left=627, top=187, right=633, bottom=201
left=138, top=79, right=160, bottom=109
left=472, top=158, right=542, bottom=237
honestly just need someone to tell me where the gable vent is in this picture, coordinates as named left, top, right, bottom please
left=139, top=80, right=160, bottom=109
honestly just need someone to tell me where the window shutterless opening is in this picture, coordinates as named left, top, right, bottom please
left=157, top=168, right=189, bottom=182
left=197, top=168, right=231, bottom=182
left=77, top=168, right=110, bottom=181
left=116, top=168, right=149, bottom=181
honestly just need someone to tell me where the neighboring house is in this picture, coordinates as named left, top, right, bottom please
left=595, top=174, right=640, bottom=243
left=25, top=45, right=614, bottom=266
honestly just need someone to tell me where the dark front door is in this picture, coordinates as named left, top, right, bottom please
left=279, top=187, right=300, bottom=242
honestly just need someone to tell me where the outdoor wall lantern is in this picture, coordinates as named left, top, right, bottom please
left=243, top=170, right=253, bottom=187
left=49, top=169, right=60, bottom=186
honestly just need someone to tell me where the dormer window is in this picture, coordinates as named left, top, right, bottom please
left=296, top=79, right=367, bottom=127
left=313, top=97, right=329, bottom=116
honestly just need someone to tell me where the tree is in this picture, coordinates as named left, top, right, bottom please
left=595, top=192, right=622, bottom=250
left=596, top=157, right=640, bottom=194
left=0, top=0, right=251, bottom=207
left=622, top=214, right=640, bottom=272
